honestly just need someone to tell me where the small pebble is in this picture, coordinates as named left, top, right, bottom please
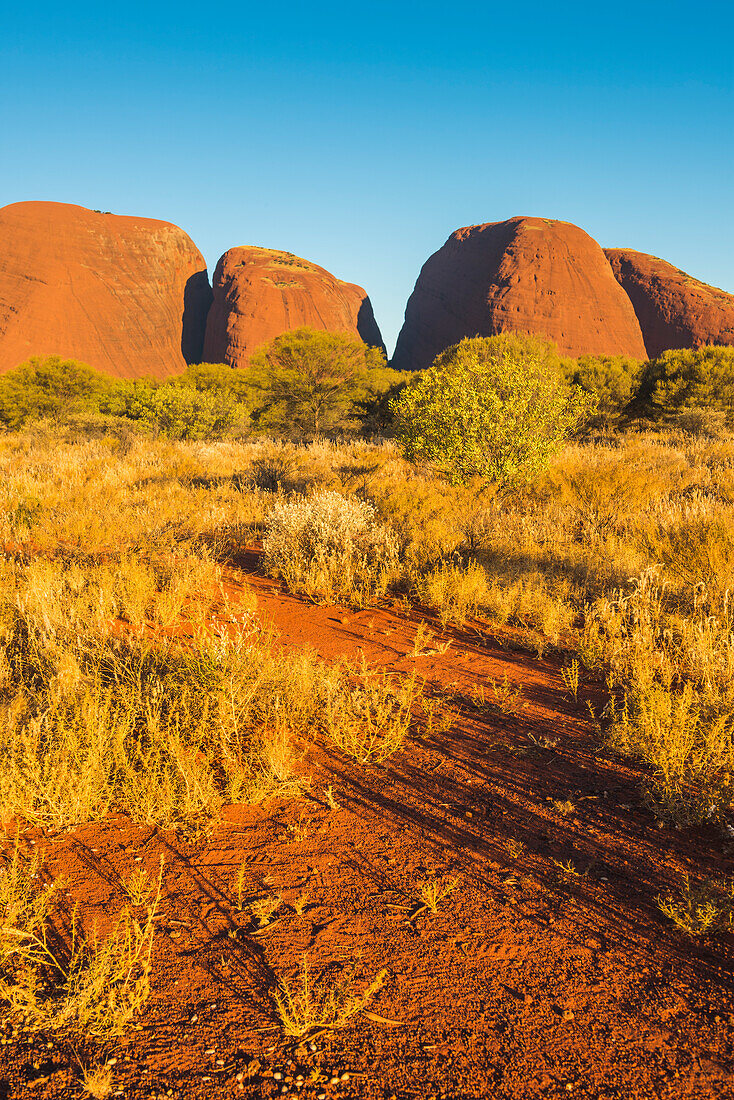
left=274, top=1072, right=283, bottom=1081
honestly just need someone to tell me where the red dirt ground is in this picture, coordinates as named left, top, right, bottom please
left=1, top=553, right=733, bottom=1099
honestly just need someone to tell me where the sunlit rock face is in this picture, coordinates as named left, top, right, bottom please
left=391, top=216, right=647, bottom=370
left=0, top=200, right=212, bottom=378
left=605, top=248, right=734, bottom=358
left=202, top=246, right=385, bottom=367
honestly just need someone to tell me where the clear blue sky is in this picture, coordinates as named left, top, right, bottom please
left=2, top=1, right=733, bottom=353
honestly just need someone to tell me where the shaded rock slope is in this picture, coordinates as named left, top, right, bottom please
left=0, top=201, right=212, bottom=378
left=391, top=217, right=648, bottom=370
left=202, top=246, right=385, bottom=367
left=605, top=248, right=734, bottom=359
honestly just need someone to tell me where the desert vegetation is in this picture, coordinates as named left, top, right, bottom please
left=0, top=334, right=733, bottom=1096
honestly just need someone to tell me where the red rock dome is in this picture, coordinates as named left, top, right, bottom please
left=391, top=217, right=647, bottom=370
left=202, top=246, right=384, bottom=367
left=605, top=248, right=734, bottom=358
left=0, top=201, right=211, bottom=379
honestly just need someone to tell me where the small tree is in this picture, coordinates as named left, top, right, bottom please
left=391, top=333, right=594, bottom=486
left=248, top=328, right=387, bottom=438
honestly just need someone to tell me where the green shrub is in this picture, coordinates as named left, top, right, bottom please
left=635, top=345, right=734, bottom=426
left=103, top=381, right=245, bottom=440
left=0, top=356, right=112, bottom=429
left=391, top=333, right=594, bottom=486
left=561, top=354, right=643, bottom=429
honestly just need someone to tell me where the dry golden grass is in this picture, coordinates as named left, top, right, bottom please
left=2, top=422, right=732, bottom=1032
left=0, top=841, right=161, bottom=1037
left=272, top=956, right=386, bottom=1039
left=657, top=876, right=734, bottom=937
left=0, top=427, right=732, bottom=828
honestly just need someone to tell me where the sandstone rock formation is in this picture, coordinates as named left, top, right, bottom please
left=391, top=217, right=647, bottom=370
left=605, top=249, right=734, bottom=359
left=202, top=246, right=384, bottom=366
left=0, top=201, right=212, bottom=378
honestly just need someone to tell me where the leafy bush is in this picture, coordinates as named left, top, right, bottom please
left=0, top=356, right=112, bottom=429
left=635, top=345, right=734, bottom=426
left=391, top=333, right=594, bottom=485
left=561, top=353, right=643, bottom=429
left=101, top=381, right=245, bottom=440
left=263, top=489, right=398, bottom=604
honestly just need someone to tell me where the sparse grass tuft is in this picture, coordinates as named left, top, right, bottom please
left=272, top=956, right=386, bottom=1039
left=657, top=875, right=734, bottom=937
left=0, top=842, right=161, bottom=1037
left=80, top=1063, right=114, bottom=1099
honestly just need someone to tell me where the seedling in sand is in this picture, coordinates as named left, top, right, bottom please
left=324, top=784, right=341, bottom=811
left=80, top=1062, right=114, bottom=1099
left=249, top=894, right=282, bottom=927
left=552, top=858, right=583, bottom=878
left=233, top=861, right=249, bottom=911
left=121, top=858, right=163, bottom=907
left=488, top=674, right=523, bottom=711
left=503, top=838, right=526, bottom=859
left=412, top=875, right=459, bottom=917
left=293, top=892, right=310, bottom=916
left=561, top=659, right=581, bottom=700
left=551, top=799, right=576, bottom=817
left=285, top=811, right=309, bottom=842
left=410, top=621, right=432, bottom=657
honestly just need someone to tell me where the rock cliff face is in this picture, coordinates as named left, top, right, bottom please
left=202, top=246, right=385, bottom=366
left=605, top=249, right=734, bottom=359
left=0, top=201, right=211, bottom=378
left=391, top=217, right=647, bottom=370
